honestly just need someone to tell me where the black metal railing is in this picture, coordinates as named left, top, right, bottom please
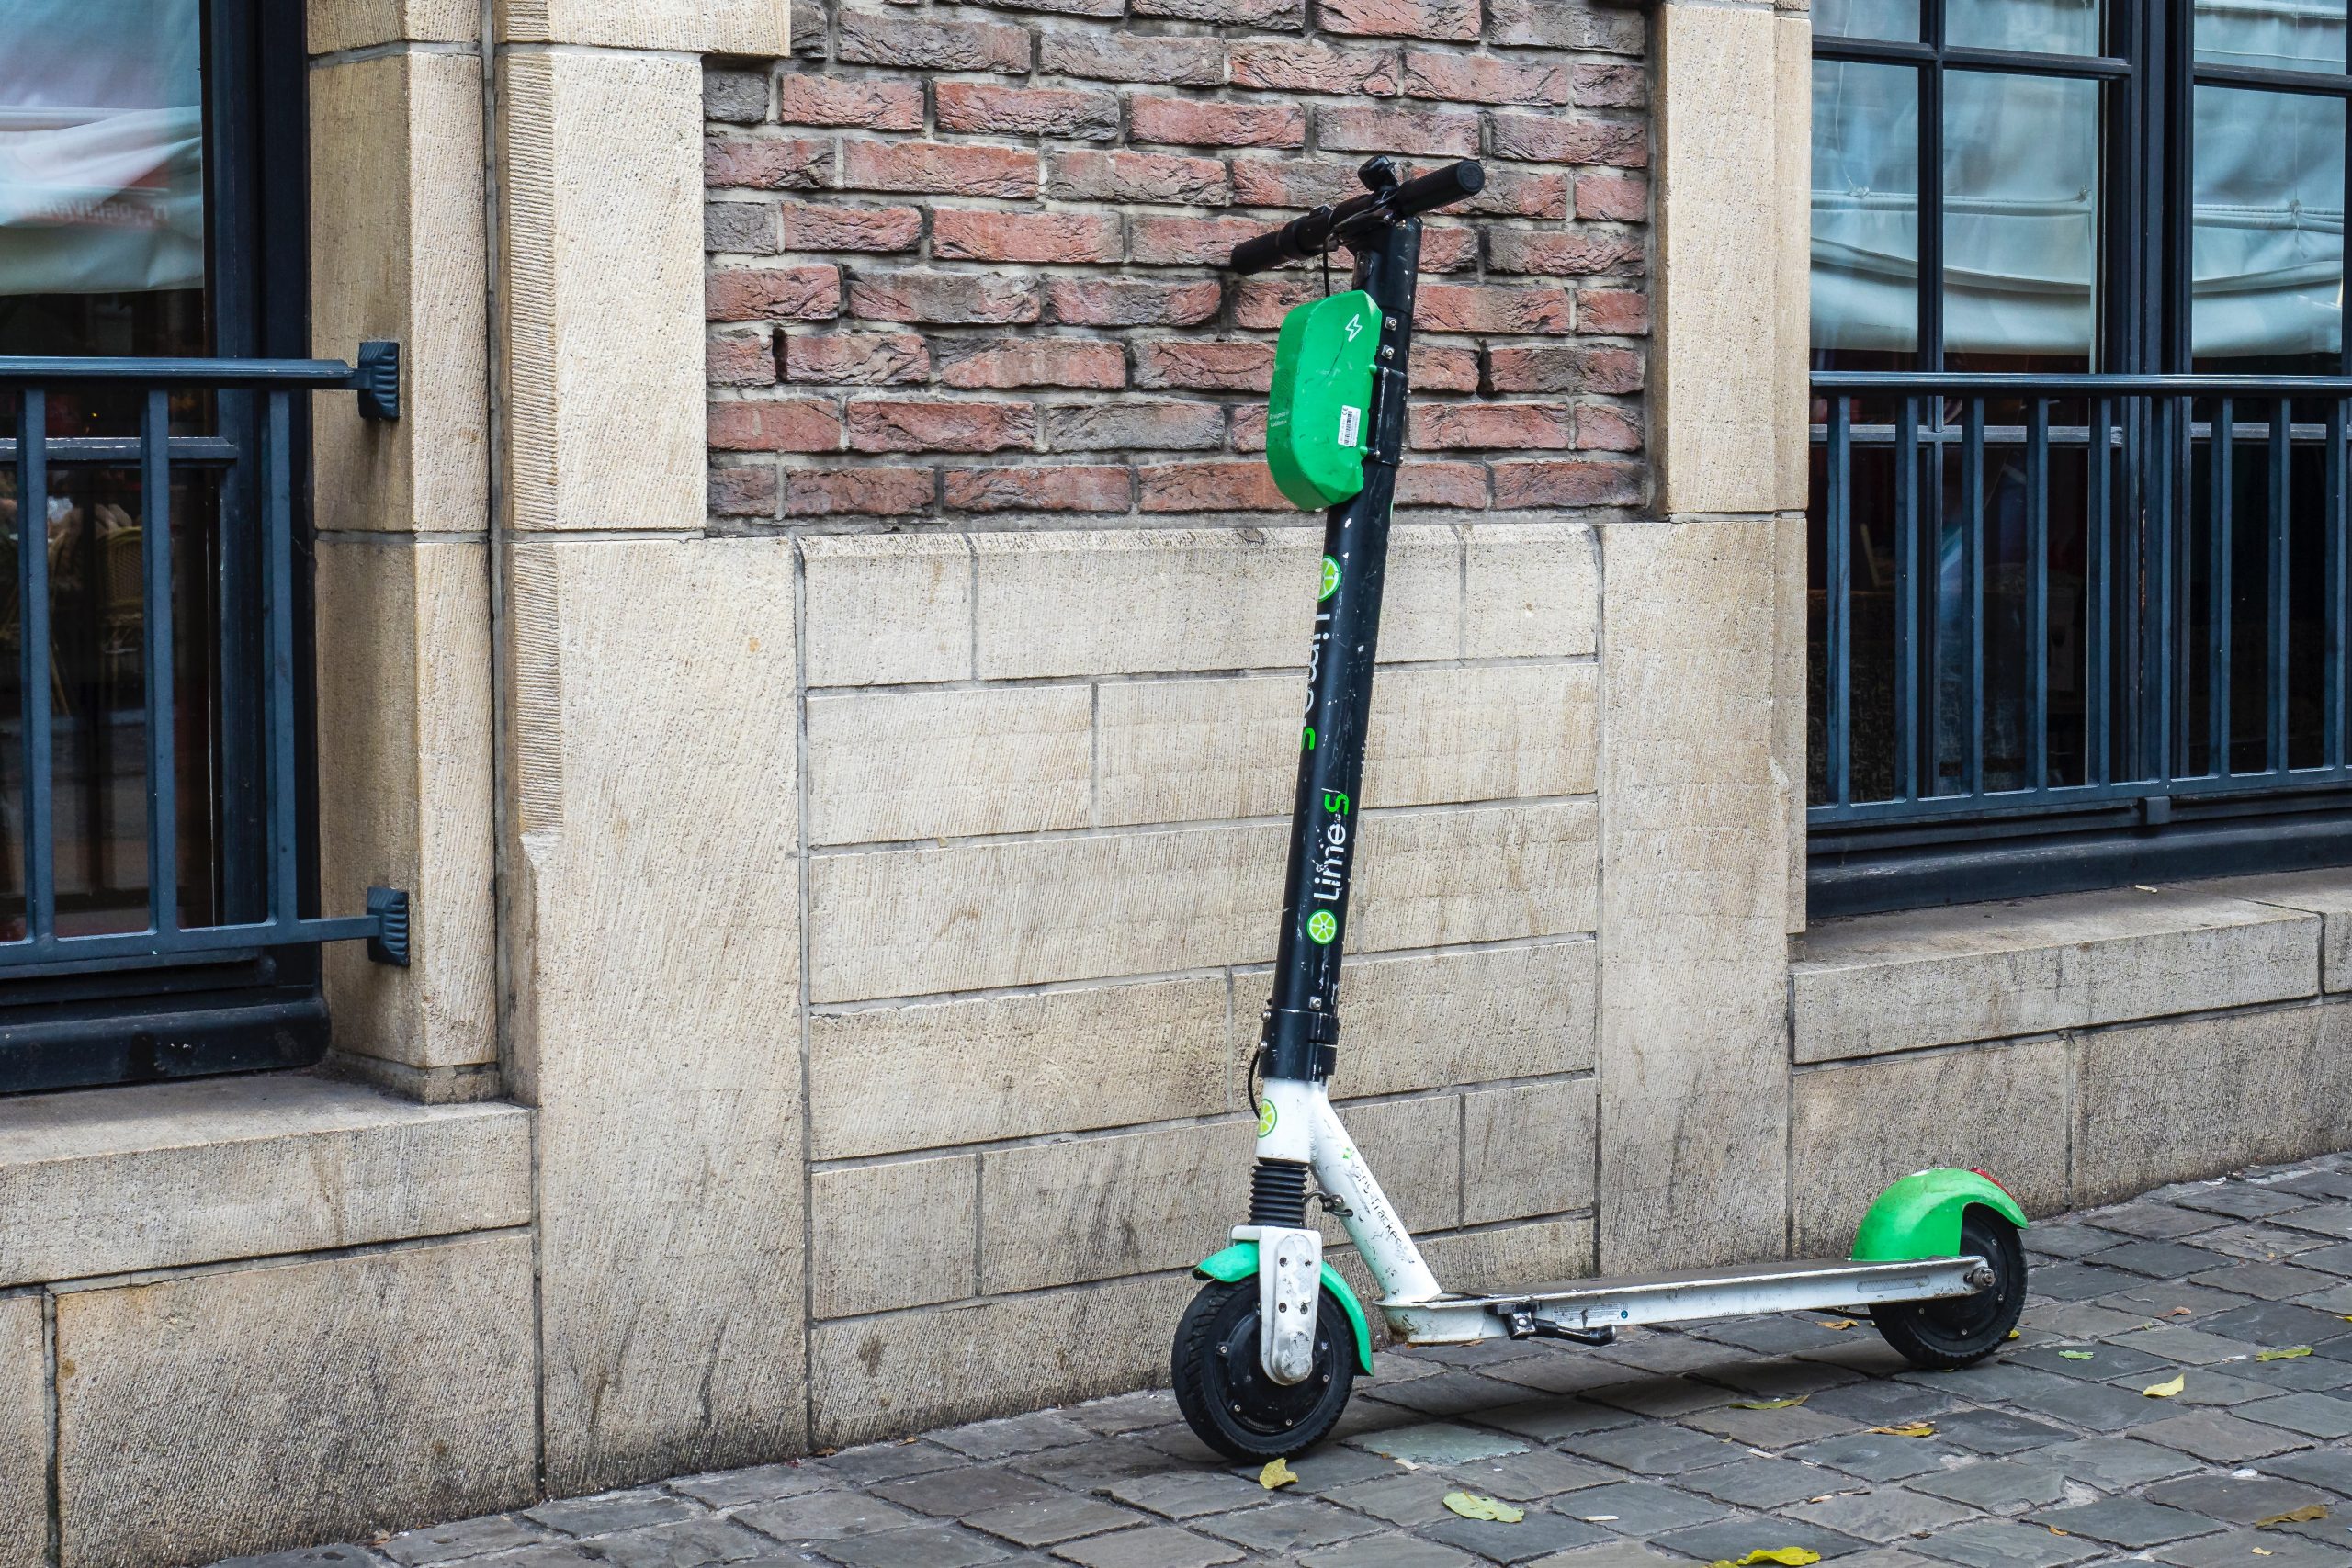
left=1811, top=371, right=2352, bottom=835
left=0, top=347, right=406, bottom=974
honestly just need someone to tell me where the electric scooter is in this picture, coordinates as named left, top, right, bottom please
left=1170, top=155, right=2031, bottom=1462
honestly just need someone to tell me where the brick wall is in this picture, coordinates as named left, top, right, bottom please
left=702, top=0, right=1648, bottom=1446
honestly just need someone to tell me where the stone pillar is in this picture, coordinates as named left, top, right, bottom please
left=1596, top=0, right=1810, bottom=1270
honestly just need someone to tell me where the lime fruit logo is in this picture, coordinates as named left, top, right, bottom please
left=1257, top=1098, right=1277, bottom=1137
left=1306, top=909, right=1338, bottom=945
left=1318, top=556, right=1340, bottom=601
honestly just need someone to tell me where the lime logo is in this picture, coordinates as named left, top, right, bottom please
left=1302, top=726, right=1317, bottom=751
left=1318, top=556, right=1340, bottom=601
left=1257, top=1099, right=1277, bottom=1137
left=1306, top=909, right=1338, bottom=945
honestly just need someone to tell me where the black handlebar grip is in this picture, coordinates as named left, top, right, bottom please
left=1389, top=160, right=1486, bottom=220
left=1229, top=226, right=1295, bottom=276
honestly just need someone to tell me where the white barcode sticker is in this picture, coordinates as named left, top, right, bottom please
left=1337, top=404, right=1362, bottom=447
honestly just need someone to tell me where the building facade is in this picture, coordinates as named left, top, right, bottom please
left=3, top=0, right=2351, bottom=1562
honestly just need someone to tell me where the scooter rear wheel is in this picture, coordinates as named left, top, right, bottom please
left=1871, top=1207, right=2028, bottom=1370
left=1171, top=1278, right=1356, bottom=1461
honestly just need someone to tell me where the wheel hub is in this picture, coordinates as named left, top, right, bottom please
left=1214, top=1308, right=1332, bottom=1435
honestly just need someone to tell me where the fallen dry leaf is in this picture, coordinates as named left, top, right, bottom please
left=1729, top=1396, right=1809, bottom=1410
left=1443, top=1491, right=1524, bottom=1524
left=2256, top=1505, right=2329, bottom=1529
left=1868, top=1423, right=1937, bottom=1438
left=2143, top=1372, right=2187, bottom=1398
left=2057, top=1349, right=2095, bottom=1361
left=2256, top=1346, right=2313, bottom=1361
left=1707, top=1552, right=1822, bottom=1568
left=1259, top=1458, right=1297, bottom=1491
left=1817, top=1320, right=1857, bottom=1331
left=2169, top=1306, right=2194, bottom=1317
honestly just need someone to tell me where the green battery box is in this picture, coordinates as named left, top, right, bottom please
left=1265, top=289, right=1381, bottom=511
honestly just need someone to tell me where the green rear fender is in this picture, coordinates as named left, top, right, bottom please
left=1194, top=1241, right=1375, bottom=1375
left=1852, top=1168, right=2030, bottom=1261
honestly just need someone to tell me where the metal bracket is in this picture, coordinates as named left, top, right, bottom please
left=366, top=886, right=413, bottom=967
left=1233, top=1224, right=1323, bottom=1385
left=354, top=341, right=401, bottom=422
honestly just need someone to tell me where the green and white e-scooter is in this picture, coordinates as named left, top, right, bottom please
left=1170, top=156, right=2031, bottom=1462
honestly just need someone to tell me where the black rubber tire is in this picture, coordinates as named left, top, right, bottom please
left=1170, top=1278, right=1356, bottom=1461
left=1873, top=1207, right=2029, bottom=1370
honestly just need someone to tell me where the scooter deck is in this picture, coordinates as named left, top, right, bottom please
left=1381, top=1255, right=1990, bottom=1342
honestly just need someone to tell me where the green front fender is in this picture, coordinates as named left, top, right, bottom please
left=1852, top=1168, right=2030, bottom=1261
left=1195, top=1241, right=1376, bottom=1375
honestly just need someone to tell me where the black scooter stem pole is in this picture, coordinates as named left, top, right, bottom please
left=1261, top=216, right=1422, bottom=1088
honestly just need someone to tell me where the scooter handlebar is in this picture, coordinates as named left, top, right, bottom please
left=1387, top=159, right=1486, bottom=220
left=1225, top=159, right=1486, bottom=275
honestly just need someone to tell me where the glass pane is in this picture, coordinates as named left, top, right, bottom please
left=1814, top=60, right=1922, bottom=369
left=1816, top=0, right=1921, bottom=42
left=2192, top=85, right=2345, bottom=372
left=1948, top=0, right=2104, bottom=55
left=1944, top=71, right=2101, bottom=373
left=2196, top=0, right=2347, bottom=73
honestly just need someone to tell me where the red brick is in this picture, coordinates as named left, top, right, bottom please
left=708, top=331, right=777, bottom=388
left=1130, top=97, right=1306, bottom=150
left=838, top=12, right=1031, bottom=72
left=784, top=333, right=930, bottom=385
left=1037, top=30, right=1226, bottom=85
left=1577, top=403, right=1642, bottom=452
left=943, top=465, right=1134, bottom=512
left=1133, top=341, right=1275, bottom=392
left=1411, top=344, right=1481, bottom=392
left=1046, top=276, right=1224, bottom=327
left=1461, top=167, right=1571, bottom=220
left=1050, top=151, right=1230, bottom=207
left=1401, top=53, right=1571, bottom=107
left=1138, top=460, right=1290, bottom=512
left=707, top=201, right=779, bottom=254
left=1487, top=229, right=1645, bottom=276
left=1573, top=63, right=1646, bottom=108
left=1316, top=0, right=1477, bottom=40
left=1233, top=276, right=1323, bottom=331
left=842, top=140, right=1037, bottom=198
left=1409, top=401, right=1575, bottom=450
left=1044, top=400, right=1227, bottom=452
left=775, top=75, right=923, bottom=130
left=934, top=209, right=1124, bottom=265
left=1132, top=215, right=1278, bottom=266
left=1134, top=0, right=1305, bottom=23
left=1232, top=406, right=1267, bottom=451
left=709, top=398, right=842, bottom=452
left=849, top=269, right=1041, bottom=325
left=1415, top=282, right=1573, bottom=334
left=1491, top=459, right=1639, bottom=508
left=1316, top=105, right=1479, bottom=157
left=1489, top=113, right=1647, bottom=168
left=710, top=462, right=780, bottom=516
left=967, top=0, right=1121, bottom=16
left=783, top=466, right=938, bottom=516
left=1228, top=157, right=1367, bottom=210
left=845, top=399, right=1037, bottom=454
left=1230, top=40, right=1401, bottom=96
left=705, top=135, right=833, bottom=190
left=1412, top=224, right=1478, bottom=272
left=1396, top=461, right=1487, bottom=508
left=1576, top=174, right=1649, bottom=222
left=938, top=340, right=1127, bottom=390
left=935, top=82, right=1121, bottom=140
left=1487, top=344, right=1643, bottom=394
left=707, top=265, right=842, bottom=322
left=1577, top=288, right=1648, bottom=335
left=1489, top=0, right=1643, bottom=51
left=779, top=203, right=923, bottom=253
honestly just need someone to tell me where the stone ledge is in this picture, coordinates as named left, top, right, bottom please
left=0, top=1072, right=532, bottom=1287
left=1791, top=881, right=2330, bottom=1064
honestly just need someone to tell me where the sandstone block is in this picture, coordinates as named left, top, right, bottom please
left=2199, top=868, right=2352, bottom=993
left=813, top=1156, right=978, bottom=1317
left=1351, top=800, right=1599, bottom=954
left=980, top=1122, right=1252, bottom=1294
left=802, top=533, right=972, bottom=687
left=498, top=0, right=789, bottom=51
left=1421, top=1216, right=1595, bottom=1294
left=1335, top=939, right=1598, bottom=1098
left=1463, top=1079, right=1597, bottom=1226
left=808, top=685, right=1091, bottom=845
left=0, top=1293, right=39, bottom=1568
left=310, top=0, right=478, bottom=51
left=1464, top=524, right=1599, bottom=659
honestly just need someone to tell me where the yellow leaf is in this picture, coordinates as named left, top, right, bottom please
left=2143, top=1372, right=2186, bottom=1398
left=2007, top=1329, right=2022, bottom=1340
left=2255, top=1548, right=2274, bottom=1556
left=1259, top=1458, right=1297, bottom=1491
left=2057, top=1349, right=2095, bottom=1361
left=1729, top=1396, right=1808, bottom=1410
left=1442, top=1492, right=1524, bottom=1524
left=1868, top=1423, right=1936, bottom=1438
left=1735, top=1552, right=1822, bottom=1567
left=2256, top=1505, right=2329, bottom=1529
left=2049, top=1527, right=2070, bottom=1537
left=1817, top=1320, right=1857, bottom=1331
left=2256, top=1346, right=2312, bottom=1361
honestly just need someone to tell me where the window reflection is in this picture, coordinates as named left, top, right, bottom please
left=1815, top=0, right=1922, bottom=43
left=1813, top=60, right=1922, bottom=369
left=2195, top=0, right=2348, bottom=73
left=2191, top=86, right=2345, bottom=374
left=1947, top=0, right=2103, bottom=57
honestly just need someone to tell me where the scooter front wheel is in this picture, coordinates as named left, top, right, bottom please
left=1170, top=1278, right=1356, bottom=1461
left=1872, top=1207, right=2029, bottom=1370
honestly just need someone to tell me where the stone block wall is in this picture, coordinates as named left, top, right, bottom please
left=702, top=0, right=1650, bottom=1446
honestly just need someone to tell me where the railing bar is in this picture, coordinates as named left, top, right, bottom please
left=1827, top=397, right=1852, bottom=809
left=2027, top=400, right=2050, bottom=792
left=2328, top=399, right=2346, bottom=771
left=2153, top=399, right=2178, bottom=784
left=1895, top=396, right=1920, bottom=802
left=2087, top=395, right=2111, bottom=787
left=142, top=391, right=177, bottom=937
left=0, top=356, right=368, bottom=388
left=264, top=391, right=299, bottom=926
left=1815, top=372, right=2352, bottom=394
left=2213, top=398, right=2234, bottom=777
left=2270, top=403, right=2292, bottom=772
left=1964, top=399, right=1985, bottom=798
left=17, top=392, right=52, bottom=948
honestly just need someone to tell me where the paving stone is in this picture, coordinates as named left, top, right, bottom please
left=1929, top=1409, right=2072, bottom=1455
left=1421, top=1507, right=1618, bottom=1564
left=2098, top=1280, right=2261, bottom=1321
left=1101, top=1470, right=1268, bottom=1520
left=736, top=1490, right=927, bottom=1544
left=2267, top=1447, right=2352, bottom=1498
left=1325, top=1471, right=1481, bottom=1529
left=2111, top=1325, right=2267, bottom=1363
left=1702, top=1357, right=1868, bottom=1403
left=1679, top=1402, right=1860, bottom=1448
left=2300, top=1281, right=2352, bottom=1314
left=2028, top=1496, right=2219, bottom=1549
left=820, top=1524, right=1012, bottom=1568
left=2134, top=1366, right=2283, bottom=1408
left=1588, top=1333, right=1747, bottom=1377
left=818, top=1445, right=973, bottom=1485
left=1645, top=1515, right=1870, bottom=1562
left=1785, top=1432, right=1956, bottom=1483
left=2029, top=1262, right=2142, bottom=1302
left=1908, top=1519, right=2102, bottom=1568
left=877, top=1466, right=1064, bottom=1520
left=1690, top=1316, right=1866, bottom=1356
left=2233, top=1348, right=2352, bottom=1391
left=1545, top=1481, right=1725, bottom=1535
left=1521, top=1547, right=1688, bottom=1568
left=1802, top=1380, right=1961, bottom=1426
left=2242, top=1390, right=2352, bottom=1438
left=383, top=1517, right=552, bottom=1564
left=1999, top=1371, right=2175, bottom=1432
left=2021, top=1224, right=2122, bottom=1260
left=1010, top=1439, right=1186, bottom=1493
left=1194, top=1499, right=1378, bottom=1553
left=2087, top=1203, right=2228, bottom=1240
left=2294, top=1241, right=2352, bottom=1274
left=1049, top=1523, right=1239, bottom=1568
left=1583, top=1376, right=1730, bottom=1419
left=581, top=1519, right=776, bottom=1568
left=2143, top=1472, right=2337, bottom=1525
left=2154, top=1529, right=2352, bottom=1568
left=2092, top=1240, right=2236, bottom=1279
left=2034, top=1435, right=2202, bottom=1488
left=527, top=1494, right=703, bottom=1540
left=2199, top=1301, right=2352, bottom=1348
left=965, top=1495, right=1146, bottom=1549
left=2274, top=1206, right=2352, bottom=1240
left=1435, top=1449, right=1611, bottom=1504
left=1479, top=1356, right=1633, bottom=1397
left=667, top=1464, right=838, bottom=1509
left=2135, top=1408, right=2309, bottom=1462
left=1679, top=1458, right=1856, bottom=1510
left=934, top=1414, right=1096, bottom=1461
left=1826, top=1552, right=1946, bottom=1568
left=1367, top=1373, right=1542, bottom=1419
left=1783, top=1487, right=1978, bottom=1543
left=213, top=1551, right=396, bottom=1568
left=2028, top=1302, right=2165, bottom=1340
left=1275, top=1447, right=1412, bottom=1496
left=1903, top=1461, right=2071, bottom=1515
left=2186, top=1224, right=2334, bottom=1263
left=2009, top=1341, right=2170, bottom=1381
left=1354, top=1423, right=1530, bottom=1466
left=1294, top=1535, right=1476, bottom=1568
left=1554, top=1422, right=1747, bottom=1475
left=1067, top=1393, right=1179, bottom=1438
left=2188, top=1261, right=2342, bottom=1300
left=458, top=1550, right=596, bottom=1567
left=1478, top=1400, right=1639, bottom=1443
left=2172, top=1184, right=2319, bottom=1221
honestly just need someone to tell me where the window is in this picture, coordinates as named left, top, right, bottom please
left=1807, top=1, right=2352, bottom=914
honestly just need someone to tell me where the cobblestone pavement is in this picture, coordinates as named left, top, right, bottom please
left=222, top=1154, right=2352, bottom=1568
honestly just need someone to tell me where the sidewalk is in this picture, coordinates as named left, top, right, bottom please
left=220, top=1154, right=2352, bottom=1568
